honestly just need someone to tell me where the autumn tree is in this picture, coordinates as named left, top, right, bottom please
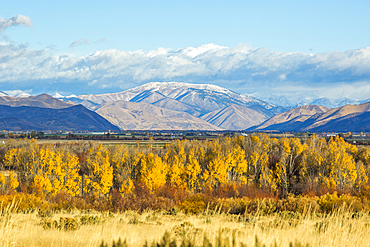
left=135, top=153, right=168, bottom=193
left=269, top=137, right=306, bottom=194
left=83, top=144, right=113, bottom=196
left=321, top=136, right=357, bottom=190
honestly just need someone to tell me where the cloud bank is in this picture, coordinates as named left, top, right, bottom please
left=0, top=15, right=32, bottom=33
left=1, top=41, right=370, bottom=99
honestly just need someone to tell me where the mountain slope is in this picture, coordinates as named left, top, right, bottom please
left=0, top=93, right=76, bottom=109
left=249, top=105, right=329, bottom=131
left=65, top=82, right=288, bottom=130
left=201, top=104, right=269, bottom=130
left=152, top=98, right=206, bottom=117
left=76, top=82, right=282, bottom=113
left=0, top=105, right=119, bottom=131
left=248, top=102, right=370, bottom=132
left=95, top=101, right=222, bottom=130
left=305, top=102, right=370, bottom=130
left=308, top=111, right=370, bottom=132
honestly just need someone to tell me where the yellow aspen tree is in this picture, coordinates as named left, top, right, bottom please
left=164, top=139, right=206, bottom=190
left=270, top=138, right=306, bottom=194
left=232, top=147, right=249, bottom=184
left=50, top=150, right=65, bottom=194
left=84, top=145, right=113, bottom=196
left=28, top=146, right=54, bottom=194
left=62, top=153, right=81, bottom=196
left=355, top=147, right=370, bottom=191
left=33, top=174, right=52, bottom=193
left=218, top=137, right=248, bottom=184
left=168, top=142, right=187, bottom=189
left=202, top=140, right=229, bottom=188
left=354, top=160, right=368, bottom=191
left=3, top=139, right=38, bottom=186
left=246, top=134, right=273, bottom=187
left=188, top=140, right=206, bottom=190
left=3, top=148, right=17, bottom=168
left=0, top=173, right=5, bottom=190
left=137, top=153, right=168, bottom=193
left=119, top=150, right=142, bottom=195
left=108, top=145, right=128, bottom=192
left=358, top=147, right=370, bottom=167
left=9, top=171, right=19, bottom=191
left=301, top=134, right=326, bottom=183
left=184, top=146, right=202, bottom=190
left=323, top=136, right=357, bottom=190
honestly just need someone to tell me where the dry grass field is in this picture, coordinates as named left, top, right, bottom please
left=1, top=203, right=370, bottom=247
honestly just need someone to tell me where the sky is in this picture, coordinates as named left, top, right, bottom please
left=1, top=0, right=370, bottom=100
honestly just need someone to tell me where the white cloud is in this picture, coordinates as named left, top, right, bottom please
left=0, top=15, right=32, bottom=33
left=69, top=38, right=90, bottom=48
left=1, top=42, right=370, bottom=99
left=3, top=89, right=32, bottom=97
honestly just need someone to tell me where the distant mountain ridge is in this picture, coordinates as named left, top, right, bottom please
left=255, top=92, right=367, bottom=109
left=248, top=102, right=370, bottom=132
left=0, top=95, right=119, bottom=131
left=0, top=93, right=76, bottom=109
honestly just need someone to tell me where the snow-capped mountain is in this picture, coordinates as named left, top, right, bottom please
left=62, top=82, right=287, bottom=130
left=76, top=82, right=278, bottom=112
left=0, top=91, right=31, bottom=98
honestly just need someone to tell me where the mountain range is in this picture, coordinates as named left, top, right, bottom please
left=255, top=92, right=369, bottom=109
left=1, top=82, right=370, bottom=132
left=59, top=82, right=370, bottom=132
left=64, top=82, right=286, bottom=130
left=248, top=102, right=370, bottom=132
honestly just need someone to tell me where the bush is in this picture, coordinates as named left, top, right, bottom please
left=180, top=194, right=207, bottom=214
left=317, top=192, right=369, bottom=213
left=41, top=217, right=79, bottom=231
left=79, top=215, right=102, bottom=225
left=0, top=193, right=52, bottom=213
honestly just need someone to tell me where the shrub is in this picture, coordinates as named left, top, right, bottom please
left=0, top=193, right=51, bottom=213
left=180, top=194, right=206, bottom=214
left=37, top=209, right=53, bottom=218
left=41, top=217, right=79, bottom=231
left=79, top=215, right=102, bottom=225
left=317, top=192, right=368, bottom=213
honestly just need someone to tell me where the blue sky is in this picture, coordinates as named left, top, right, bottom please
left=1, top=0, right=370, bottom=100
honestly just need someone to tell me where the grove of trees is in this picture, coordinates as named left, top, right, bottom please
left=0, top=134, right=369, bottom=199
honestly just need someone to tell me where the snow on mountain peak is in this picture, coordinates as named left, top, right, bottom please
left=52, top=92, right=64, bottom=98
left=136, top=82, right=232, bottom=94
left=52, top=93, right=78, bottom=99
left=16, top=93, right=31, bottom=98
left=0, top=91, right=8, bottom=97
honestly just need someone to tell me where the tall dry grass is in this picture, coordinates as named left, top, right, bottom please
left=0, top=204, right=370, bottom=247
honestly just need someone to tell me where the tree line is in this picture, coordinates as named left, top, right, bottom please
left=0, top=134, right=369, bottom=198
